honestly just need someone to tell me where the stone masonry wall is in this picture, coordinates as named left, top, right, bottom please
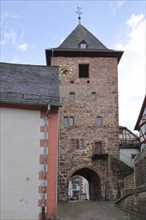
left=135, top=150, right=146, bottom=188
left=116, top=151, right=146, bottom=219
left=117, top=192, right=146, bottom=220
left=51, top=56, right=120, bottom=201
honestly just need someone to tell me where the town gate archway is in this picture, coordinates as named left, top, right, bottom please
left=69, top=167, right=101, bottom=200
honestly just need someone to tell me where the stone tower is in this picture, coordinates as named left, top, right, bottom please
left=46, top=23, right=123, bottom=201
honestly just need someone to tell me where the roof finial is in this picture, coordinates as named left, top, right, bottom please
left=76, top=6, right=83, bottom=24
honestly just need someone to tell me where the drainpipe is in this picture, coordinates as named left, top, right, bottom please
left=41, top=104, right=51, bottom=219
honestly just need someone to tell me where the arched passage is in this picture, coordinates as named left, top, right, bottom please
left=68, top=175, right=89, bottom=200
left=69, top=168, right=101, bottom=200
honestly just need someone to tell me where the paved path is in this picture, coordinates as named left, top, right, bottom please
left=57, top=201, right=130, bottom=220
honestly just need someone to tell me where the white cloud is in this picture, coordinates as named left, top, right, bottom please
left=1, top=10, right=28, bottom=54
left=0, top=11, right=23, bottom=30
left=1, top=31, right=17, bottom=45
left=109, top=0, right=125, bottom=14
left=127, top=14, right=144, bottom=29
left=18, top=43, right=28, bottom=51
left=115, top=14, right=146, bottom=131
left=1, top=30, right=29, bottom=53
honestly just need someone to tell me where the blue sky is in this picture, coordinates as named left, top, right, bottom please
left=1, top=0, right=146, bottom=131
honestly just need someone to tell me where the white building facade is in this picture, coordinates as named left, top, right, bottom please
left=1, top=108, right=42, bottom=219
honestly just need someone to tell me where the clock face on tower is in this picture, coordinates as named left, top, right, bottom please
left=59, top=65, right=73, bottom=76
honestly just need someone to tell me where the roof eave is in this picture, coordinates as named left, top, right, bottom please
left=45, top=49, right=124, bottom=65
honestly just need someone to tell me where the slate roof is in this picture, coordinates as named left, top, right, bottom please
left=45, top=24, right=123, bottom=64
left=58, top=24, right=108, bottom=50
left=0, top=62, right=60, bottom=107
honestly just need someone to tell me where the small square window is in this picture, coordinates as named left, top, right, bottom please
left=79, top=64, right=89, bottom=78
left=92, top=92, right=96, bottom=101
left=70, top=92, right=75, bottom=101
left=96, top=116, right=102, bottom=127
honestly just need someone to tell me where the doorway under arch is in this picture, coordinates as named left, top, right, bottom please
left=68, top=168, right=101, bottom=200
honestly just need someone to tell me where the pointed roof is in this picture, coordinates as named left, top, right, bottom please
left=59, top=24, right=108, bottom=50
left=45, top=24, right=123, bottom=65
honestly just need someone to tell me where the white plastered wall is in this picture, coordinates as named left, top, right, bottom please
left=0, top=107, right=43, bottom=220
left=120, top=148, right=140, bottom=167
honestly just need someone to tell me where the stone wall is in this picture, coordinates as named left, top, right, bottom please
left=109, top=155, right=134, bottom=199
left=116, top=150, right=146, bottom=220
left=116, top=191, right=146, bottom=220
left=51, top=56, right=120, bottom=201
left=135, top=150, right=146, bottom=188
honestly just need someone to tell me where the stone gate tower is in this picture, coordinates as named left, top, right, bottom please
left=45, top=22, right=123, bottom=201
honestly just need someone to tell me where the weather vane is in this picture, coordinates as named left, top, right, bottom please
left=76, top=6, right=83, bottom=24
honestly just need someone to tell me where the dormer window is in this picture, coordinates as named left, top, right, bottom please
left=79, top=40, right=87, bottom=49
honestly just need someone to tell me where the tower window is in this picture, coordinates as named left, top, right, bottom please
left=69, top=117, right=74, bottom=126
left=91, top=92, right=96, bottom=101
left=80, top=139, right=85, bottom=148
left=79, top=64, right=89, bottom=78
left=64, top=117, right=69, bottom=126
left=64, top=116, right=74, bottom=127
left=70, top=139, right=85, bottom=149
left=96, top=116, right=102, bottom=127
left=70, top=92, right=75, bottom=101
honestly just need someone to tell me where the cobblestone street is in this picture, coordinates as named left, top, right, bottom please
left=57, top=201, right=130, bottom=220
